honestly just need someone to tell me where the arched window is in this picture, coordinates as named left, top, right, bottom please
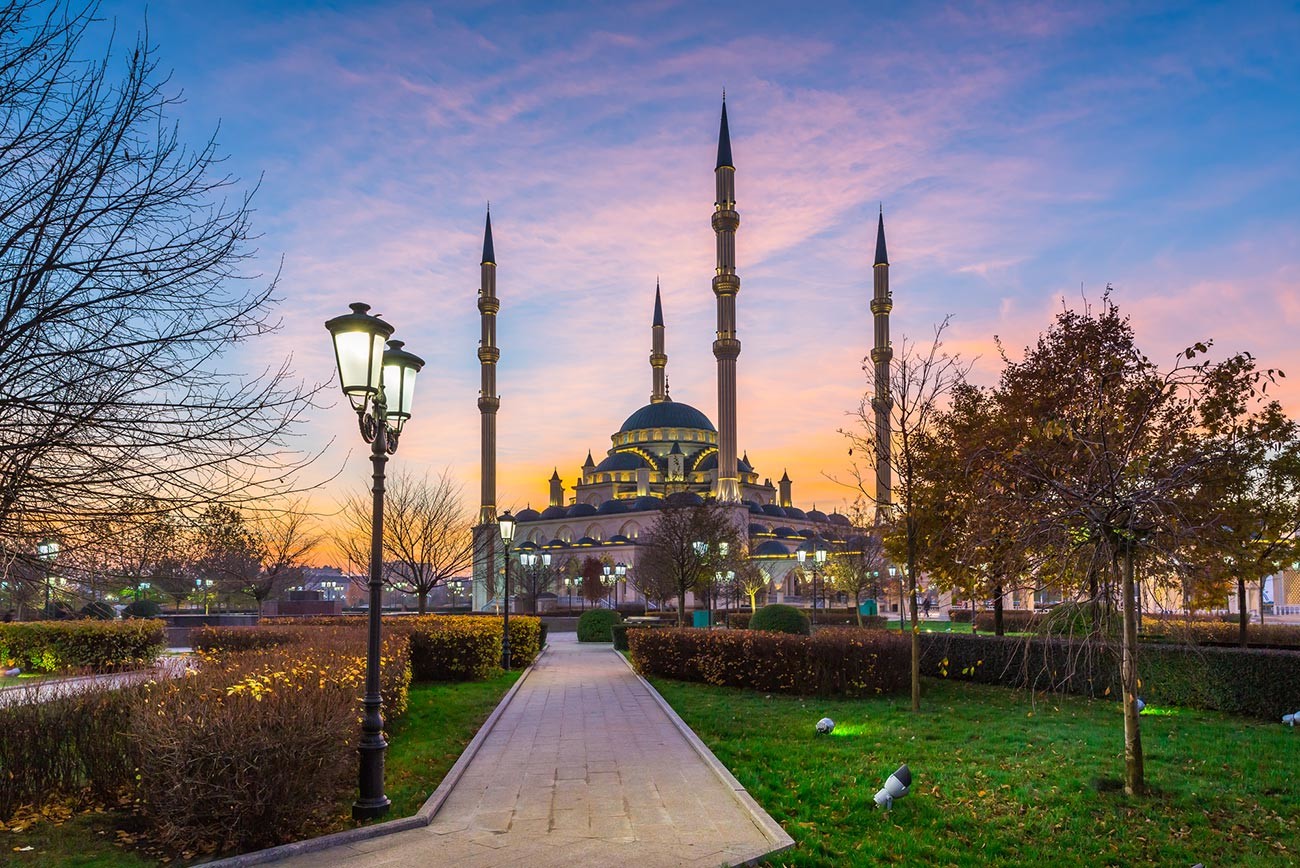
left=556, top=525, right=574, bottom=543
left=585, top=523, right=604, bottom=541
left=620, top=520, right=641, bottom=539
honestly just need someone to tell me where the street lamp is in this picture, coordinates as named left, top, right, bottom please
left=615, top=562, right=627, bottom=608
left=498, top=511, right=516, bottom=669
left=602, top=564, right=615, bottom=609
left=37, top=538, right=59, bottom=617
left=520, top=550, right=551, bottom=613
left=797, top=545, right=828, bottom=625
left=326, top=301, right=425, bottom=823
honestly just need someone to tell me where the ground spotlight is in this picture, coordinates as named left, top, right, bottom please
left=816, top=717, right=835, bottom=734
left=1135, top=697, right=1146, bottom=714
left=1284, top=712, right=1297, bottom=727
left=873, top=764, right=911, bottom=809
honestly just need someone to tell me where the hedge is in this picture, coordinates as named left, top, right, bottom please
left=577, top=609, right=622, bottom=642
left=0, top=620, right=165, bottom=672
left=1140, top=618, right=1300, bottom=650
left=972, top=610, right=1042, bottom=633
left=629, top=627, right=909, bottom=697
left=409, top=619, right=500, bottom=681
left=918, top=632, right=1300, bottom=720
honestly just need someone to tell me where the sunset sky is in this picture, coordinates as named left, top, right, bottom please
left=100, top=1, right=1300, bottom=519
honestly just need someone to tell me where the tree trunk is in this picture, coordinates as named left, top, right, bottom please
left=678, top=588, right=687, bottom=627
left=855, top=589, right=862, bottom=627
left=1237, top=576, right=1248, bottom=648
left=908, top=519, right=921, bottom=713
left=1121, top=547, right=1145, bottom=796
left=418, top=591, right=428, bottom=615
left=993, top=583, right=1004, bottom=636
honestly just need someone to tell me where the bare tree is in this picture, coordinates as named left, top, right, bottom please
left=825, top=525, right=888, bottom=625
left=843, top=316, right=971, bottom=711
left=239, top=505, right=322, bottom=614
left=638, top=499, right=741, bottom=626
left=339, top=469, right=476, bottom=614
left=0, top=2, right=323, bottom=564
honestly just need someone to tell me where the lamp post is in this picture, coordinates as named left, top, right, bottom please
left=520, top=550, right=551, bottom=613
left=615, top=562, right=627, bottom=608
left=692, top=540, right=728, bottom=624
left=889, top=565, right=904, bottom=633
left=797, top=545, right=827, bottom=625
left=602, top=564, right=615, bottom=609
left=37, top=539, right=59, bottom=618
left=326, top=301, right=425, bottom=822
left=498, top=511, right=516, bottom=669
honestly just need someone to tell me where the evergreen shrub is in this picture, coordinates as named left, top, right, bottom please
left=748, top=603, right=810, bottom=636
left=629, top=627, right=908, bottom=697
left=577, top=609, right=622, bottom=642
left=972, top=609, right=1041, bottom=633
left=122, top=599, right=162, bottom=618
left=79, top=600, right=116, bottom=620
left=0, top=620, right=164, bottom=672
left=918, top=632, right=1300, bottom=720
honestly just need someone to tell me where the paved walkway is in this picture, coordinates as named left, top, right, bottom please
left=0, top=656, right=189, bottom=708
left=273, top=634, right=786, bottom=868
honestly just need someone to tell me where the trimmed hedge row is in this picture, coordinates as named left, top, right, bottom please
left=1142, top=618, right=1300, bottom=649
left=918, top=632, right=1300, bottom=720
left=972, top=610, right=1042, bottom=633
left=726, top=610, right=889, bottom=630
left=0, top=620, right=165, bottom=672
left=629, top=627, right=909, bottom=697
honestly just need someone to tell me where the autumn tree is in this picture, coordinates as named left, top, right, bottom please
left=339, top=470, right=476, bottom=614
left=825, top=529, right=888, bottom=625
left=843, top=317, right=971, bottom=711
left=241, top=506, right=322, bottom=614
left=191, top=505, right=263, bottom=614
left=0, top=1, right=321, bottom=559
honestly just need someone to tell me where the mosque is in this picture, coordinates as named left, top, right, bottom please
left=471, top=99, right=896, bottom=612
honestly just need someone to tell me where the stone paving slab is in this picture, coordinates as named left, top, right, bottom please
left=267, top=633, right=790, bottom=867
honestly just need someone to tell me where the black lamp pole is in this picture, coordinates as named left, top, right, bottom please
left=326, top=303, right=423, bottom=823
left=499, top=511, right=516, bottom=670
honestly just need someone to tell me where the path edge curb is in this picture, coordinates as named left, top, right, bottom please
left=199, top=642, right=550, bottom=867
left=614, top=648, right=795, bottom=865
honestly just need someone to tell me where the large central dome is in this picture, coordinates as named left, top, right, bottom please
left=618, top=400, right=716, bottom=434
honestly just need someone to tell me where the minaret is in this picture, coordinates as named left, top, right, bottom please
left=650, top=280, right=668, bottom=403
left=711, top=98, right=742, bottom=503
left=477, top=208, right=500, bottom=525
left=870, top=208, right=893, bottom=516
left=778, top=469, right=792, bottom=508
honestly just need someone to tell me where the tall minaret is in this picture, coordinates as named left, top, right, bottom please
left=650, top=280, right=668, bottom=403
left=477, top=208, right=500, bottom=525
left=711, top=98, right=742, bottom=503
left=870, top=208, right=893, bottom=516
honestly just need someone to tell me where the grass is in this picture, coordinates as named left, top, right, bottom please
left=880, top=619, right=976, bottom=633
left=2, top=672, right=521, bottom=866
left=651, top=676, right=1299, bottom=867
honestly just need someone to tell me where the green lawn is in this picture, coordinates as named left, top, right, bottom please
left=3, top=672, right=521, bottom=866
left=651, top=677, right=1299, bottom=867
left=880, top=619, right=975, bottom=633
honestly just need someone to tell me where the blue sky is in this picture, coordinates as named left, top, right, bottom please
left=98, top=0, right=1300, bottom=513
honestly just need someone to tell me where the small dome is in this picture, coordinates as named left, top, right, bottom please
left=619, top=401, right=716, bottom=434
left=594, top=451, right=650, bottom=472
left=575, top=536, right=600, bottom=546
left=567, top=503, right=598, bottom=517
left=762, top=504, right=787, bottom=518
left=596, top=499, right=629, bottom=515
left=746, top=501, right=765, bottom=515
left=783, top=506, right=808, bottom=520
left=540, top=505, right=567, bottom=519
left=665, top=491, right=704, bottom=507
left=828, top=512, right=852, bottom=526
left=631, top=495, right=664, bottom=511
left=515, top=507, right=542, bottom=522
left=747, top=523, right=770, bottom=536
left=607, top=534, right=630, bottom=544
left=752, top=540, right=790, bottom=556
left=774, top=526, right=796, bottom=538
left=845, top=535, right=871, bottom=551
left=806, top=509, right=828, bottom=522
left=515, top=540, right=538, bottom=552
left=545, top=538, right=567, bottom=548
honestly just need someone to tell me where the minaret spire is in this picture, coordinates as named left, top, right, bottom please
left=871, top=208, right=894, bottom=518
left=711, top=97, right=742, bottom=503
left=477, top=207, right=500, bottom=525
left=650, top=279, right=668, bottom=403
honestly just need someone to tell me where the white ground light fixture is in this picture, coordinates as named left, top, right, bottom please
left=816, top=717, right=835, bottom=734
left=1284, top=712, right=1298, bottom=726
left=1135, top=698, right=1146, bottom=714
left=873, top=764, right=911, bottom=809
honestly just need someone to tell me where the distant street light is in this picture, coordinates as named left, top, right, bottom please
left=498, top=511, right=517, bottom=668
left=326, top=301, right=425, bottom=823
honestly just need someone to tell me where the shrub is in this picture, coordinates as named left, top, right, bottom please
left=0, top=620, right=164, bottom=672
left=0, top=682, right=139, bottom=820
left=122, top=599, right=162, bottom=619
left=972, top=609, right=1041, bottom=633
left=408, top=619, right=500, bottom=681
left=133, top=628, right=410, bottom=855
left=79, top=600, right=116, bottom=620
left=192, top=625, right=303, bottom=654
left=1142, top=618, right=1300, bottom=649
left=629, top=627, right=909, bottom=697
left=948, top=608, right=974, bottom=623
left=577, top=609, right=622, bottom=642
left=748, top=604, right=810, bottom=636
left=918, top=632, right=1300, bottom=720
left=611, top=622, right=630, bottom=651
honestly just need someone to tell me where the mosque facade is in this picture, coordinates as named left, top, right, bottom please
left=471, top=100, right=895, bottom=612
